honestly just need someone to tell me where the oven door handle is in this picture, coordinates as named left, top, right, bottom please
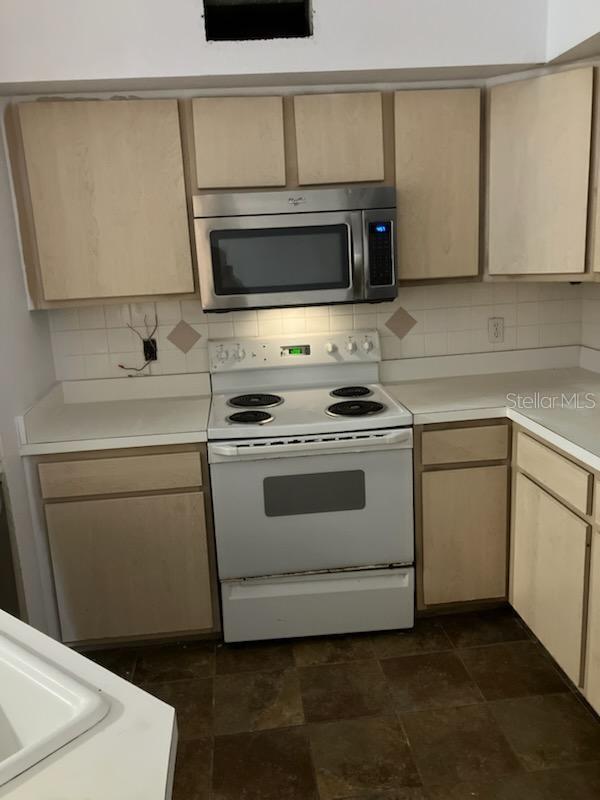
left=211, top=429, right=413, bottom=458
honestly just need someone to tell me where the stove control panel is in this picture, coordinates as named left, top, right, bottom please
left=209, top=330, right=381, bottom=372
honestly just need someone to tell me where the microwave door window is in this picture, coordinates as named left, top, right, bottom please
left=210, top=225, right=350, bottom=295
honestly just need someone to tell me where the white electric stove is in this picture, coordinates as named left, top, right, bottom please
left=207, top=330, right=415, bottom=642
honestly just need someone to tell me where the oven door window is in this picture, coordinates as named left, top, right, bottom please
left=210, top=224, right=350, bottom=295
left=263, top=470, right=366, bottom=517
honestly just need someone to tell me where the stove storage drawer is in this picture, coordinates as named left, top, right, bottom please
left=221, top=567, right=414, bottom=642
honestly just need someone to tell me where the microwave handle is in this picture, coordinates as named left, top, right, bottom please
left=349, top=210, right=365, bottom=296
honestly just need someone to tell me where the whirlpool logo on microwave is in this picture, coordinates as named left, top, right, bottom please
left=288, top=195, right=307, bottom=207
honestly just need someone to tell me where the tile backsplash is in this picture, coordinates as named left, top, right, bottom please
left=582, top=283, right=600, bottom=350
left=49, top=282, right=584, bottom=381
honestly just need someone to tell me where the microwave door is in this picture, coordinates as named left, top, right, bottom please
left=194, top=211, right=363, bottom=311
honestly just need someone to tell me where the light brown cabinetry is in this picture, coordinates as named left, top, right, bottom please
left=516, top=432, right=592, bottom=515
left=47, top=492, right=212, bottom=643
left=293, top=92, right=384, bottom=185
left=191, top=96, right=286, bottom=188
left=422, top=424, right=508, bottom=466
left=40, top=447, right=216, bottom=645
left=416, top=421, right=510, bottom=609
left=488, top=68, right=593, bottom=276
left=511, top=472, right=590, bottom=684
left=10, top=99, right=194, bottom=305
left=394, top=88, right=480, bottom=280
left=584, top=530, right=600, bottom=713
left=422, top=465, right=508, bottom=605
left=39, top=451, right=202, bottom=499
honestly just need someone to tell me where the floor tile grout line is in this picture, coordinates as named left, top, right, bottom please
left=448, top=646, right=488, bottom=705
left=375, top=645, right=454, bottom=661
left=394, top=708, right=427, bottom=791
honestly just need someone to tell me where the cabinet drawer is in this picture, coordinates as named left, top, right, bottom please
left=595, top=480, right=600, bottom=525
left=516, top=433, right=591, bottom=514
left=39, top=451, right=202, bottom=499
left=421, top=424, right=508, bottom=466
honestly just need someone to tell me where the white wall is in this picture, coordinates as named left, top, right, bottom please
left=0, top=101, right=56, bottom=630
left=0, top=0, right=548, bottom=87
left=546, top=0, right=600, bottom=60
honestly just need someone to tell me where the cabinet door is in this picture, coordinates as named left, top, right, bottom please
left=394, top=88, right=480, bottom=280
left=585, top=530, right=600, bottom=713
left=488, top=68, right=593, bottom=275
left=422, top=465, right=508, bottom=605
left=511, top=473, right=590, bottom=684
left=192, top=96, right=286, bottom=188
left=293, top=92, right=384, bottom=185
left=46, top=492, right=213, bottom=643
left=17, top=99, right=193, bottom=301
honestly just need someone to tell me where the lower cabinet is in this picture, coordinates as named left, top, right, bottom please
left=511, top=473, right=590, bottom=685
left=584, top=530, right=600, bottom=710
left=46, top=492, right=214, bottom=643
left=421, top=464, right=508, bottom=606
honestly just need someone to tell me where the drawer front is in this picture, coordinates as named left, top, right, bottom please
left=421, top=424, right=508, bottom=466
left=221, top=567, right=414, bottom=643
left=516, top=433, right=591, bottom=514
left=39, top=451, right=202, bottom=499
left=595, top=480, right=600, bottom=525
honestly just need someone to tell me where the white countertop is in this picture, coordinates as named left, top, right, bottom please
left=19, top=374, right=212, bottom=456
left=16, top=365, right=600, bottom=471
left=386, top=367, right=600, bottom=472
left=0, top=609, right=175, bottom=800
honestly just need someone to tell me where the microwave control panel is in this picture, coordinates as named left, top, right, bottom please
left=209, top=331, right=381, bottom=371
left=367, top=221, right=394, bottom=287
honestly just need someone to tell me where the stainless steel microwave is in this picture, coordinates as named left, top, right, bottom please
left=192, top=186, right=397, bottom=312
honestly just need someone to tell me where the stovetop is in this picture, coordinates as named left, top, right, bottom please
left=208, top=383, right=412, bottom=440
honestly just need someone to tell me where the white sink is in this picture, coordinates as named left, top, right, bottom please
left=0, top=633, right=109, bottom=787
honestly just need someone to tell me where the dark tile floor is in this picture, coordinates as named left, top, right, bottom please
left=87, top=608, right=600, bottom=800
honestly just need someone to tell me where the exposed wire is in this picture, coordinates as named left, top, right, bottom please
left=119, top=312, right=159, bottom=375
left=118, top=360, right=152, bottom=374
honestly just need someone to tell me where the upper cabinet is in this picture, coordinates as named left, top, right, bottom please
left=394, top=88, right=481, bottom=281
left=293, top=92, right=384, bottom=185
left=10, top=99, right=194, bottom=305
left=191, top=96, right=286, bottom=189
left=488, top=68, right=593, bottom=276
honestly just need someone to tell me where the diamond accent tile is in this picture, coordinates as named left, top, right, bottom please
left=167, top=320, right=202, bottom=354
left=385, top=306, right=417, bottom=339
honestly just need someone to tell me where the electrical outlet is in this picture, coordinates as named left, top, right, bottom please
left=143, top=338, right=158, bottom=361
left=488, top=317, right=504, bottom=343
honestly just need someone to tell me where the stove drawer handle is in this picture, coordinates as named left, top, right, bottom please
left=211, top=429, right=412, bottom=457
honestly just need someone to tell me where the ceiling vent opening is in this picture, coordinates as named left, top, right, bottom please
left=203, top=0, right=313, bottom=42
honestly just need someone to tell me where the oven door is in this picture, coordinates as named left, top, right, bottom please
left=209, top=430, right=414, bottom=579
left=195, top=211, right=364, bottom=311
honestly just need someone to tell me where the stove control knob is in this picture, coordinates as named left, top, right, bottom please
left=362, top=338, right=374, bottom=352
left=216, top=348, right=229, bottom=363
left=326, top=342, right=337, bottom=354
left=346, top=340, right=357, bottom=354
left=233, top=346, right=246, bottom=361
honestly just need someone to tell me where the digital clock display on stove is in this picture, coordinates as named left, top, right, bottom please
left=281, top=345, right=311, bottom=356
